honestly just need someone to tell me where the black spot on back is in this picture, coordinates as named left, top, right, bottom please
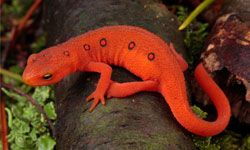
left=148, top=52, right=155, bottom=61
left=83, top=44, right=90, bottom=51
left=63, top=51, right=70, bottom=56
left=128, top=41, right=136, bottom=50
left=100, top=38, right=107, bottom=47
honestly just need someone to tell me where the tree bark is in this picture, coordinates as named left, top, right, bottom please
left=43, top=0, right=195, bottom=149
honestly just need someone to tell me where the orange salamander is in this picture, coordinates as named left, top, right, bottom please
left=22, top=25, right=231, bottom=137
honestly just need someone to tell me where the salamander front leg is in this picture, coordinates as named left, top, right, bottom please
left=107, top=80, right=159, bottom=98
left=84, top=62, right=112, bottom=112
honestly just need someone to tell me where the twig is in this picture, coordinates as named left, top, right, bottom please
left=1, top=0, right=42, bottom=66
left=179, top=0, right=214, bottom=30
left=17, top=0, right=42, bottom=32
left=1, top=27, right=18, bottom=66
left=0, top=97, right=8, bottom=150
left=0, top=82, right=56, bottom=137
left=0, top=67, right=23, bottom=82
left=0, top=0, right=5, bottom=6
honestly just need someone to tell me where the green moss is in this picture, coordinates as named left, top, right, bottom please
left=192, top=105, right=208, bottom=119
left=192, top=127, right=250, bottom=150
left=2, top=0, right=34, bottom=18
left=31, top=34, right=46, bottom=53
left=214, top=132, right=250, bottom=150
left=193, top=136, right=220, bottom=150
left=114, top=131, right=173, bottom=149
left=241, top=135, right=250, bottom=150
left=176, top=6, right=209, bottom=65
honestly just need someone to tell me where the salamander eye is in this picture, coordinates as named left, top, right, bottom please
left=43, top=73, right=53, bottom=80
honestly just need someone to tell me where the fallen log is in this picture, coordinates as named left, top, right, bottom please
left=43, top=0, right=195, bottom=149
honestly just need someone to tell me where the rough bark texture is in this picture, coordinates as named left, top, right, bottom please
left=220, top=0, right=250, bottom=15
left=43, top=0, right=195, bottom=149
left=196, top=0, right=250, bottom=125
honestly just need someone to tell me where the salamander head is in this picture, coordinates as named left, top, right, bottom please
left=22, top=45, right=79, bottom=86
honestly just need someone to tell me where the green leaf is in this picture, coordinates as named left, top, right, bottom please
left=20, top=84, right=33, bottom=93
left=192, top=105, right=208, bottom=119
left=9, top=65, right=23, bottom=74
left=31, top=119, right=47, bottom=134
left=12, top=134, right=34, bottom=149
left=31, top=35, right=46, bottom=53
left=44, top=102, right=57, bottom=120
left=14, top=134, right=27, bottom=148
left=1, top=88, right=26, bottom=102
left=22, top=104, right=39, bottom=121
left=30, top=128, right=38, bottom=141
left=5, top=107, right=13, bottom=128
left=32, top=86, right=51, bottom=105
left=176, top=6, right=188, bottom=22
left=13, top=119, right=30, bottom=134
left=37, top=135, right=56, bottom=150
left=11, top=105, right=24, bottom=118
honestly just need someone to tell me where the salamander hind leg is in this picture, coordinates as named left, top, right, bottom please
left=106, top=80, right=159, bottom=98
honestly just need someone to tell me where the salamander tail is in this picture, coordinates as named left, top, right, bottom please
left=160, top=63, right=230, bottom=137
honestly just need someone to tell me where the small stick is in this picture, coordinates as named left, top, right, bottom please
left=17, top=0, right=42, bottom=31
left=0, top=97, right=8, bottom=150
left=1, top=0, right=42, bottom=66
left=0, top=0, right=5, bottom=6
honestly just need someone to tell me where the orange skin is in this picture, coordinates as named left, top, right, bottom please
left=22, top=25, right=231, bottom=137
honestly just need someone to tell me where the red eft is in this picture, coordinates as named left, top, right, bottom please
left=22, top=25, right=231, bottom=137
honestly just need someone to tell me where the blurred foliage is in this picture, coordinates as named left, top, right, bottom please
left=1, top=0, right=34, bottom=33
left=193, top=132, right=250, bottom=150
left=2, top=0, right=34, bottom=18
left=31, top=35, right=46, bottom=53
left=192, top=105, right=208, bottom=119
left=193, top=136, right=221, bottom=150
left=176, top=6, right=209, bottom=65
left=1, top=1, right=55, bottom=149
